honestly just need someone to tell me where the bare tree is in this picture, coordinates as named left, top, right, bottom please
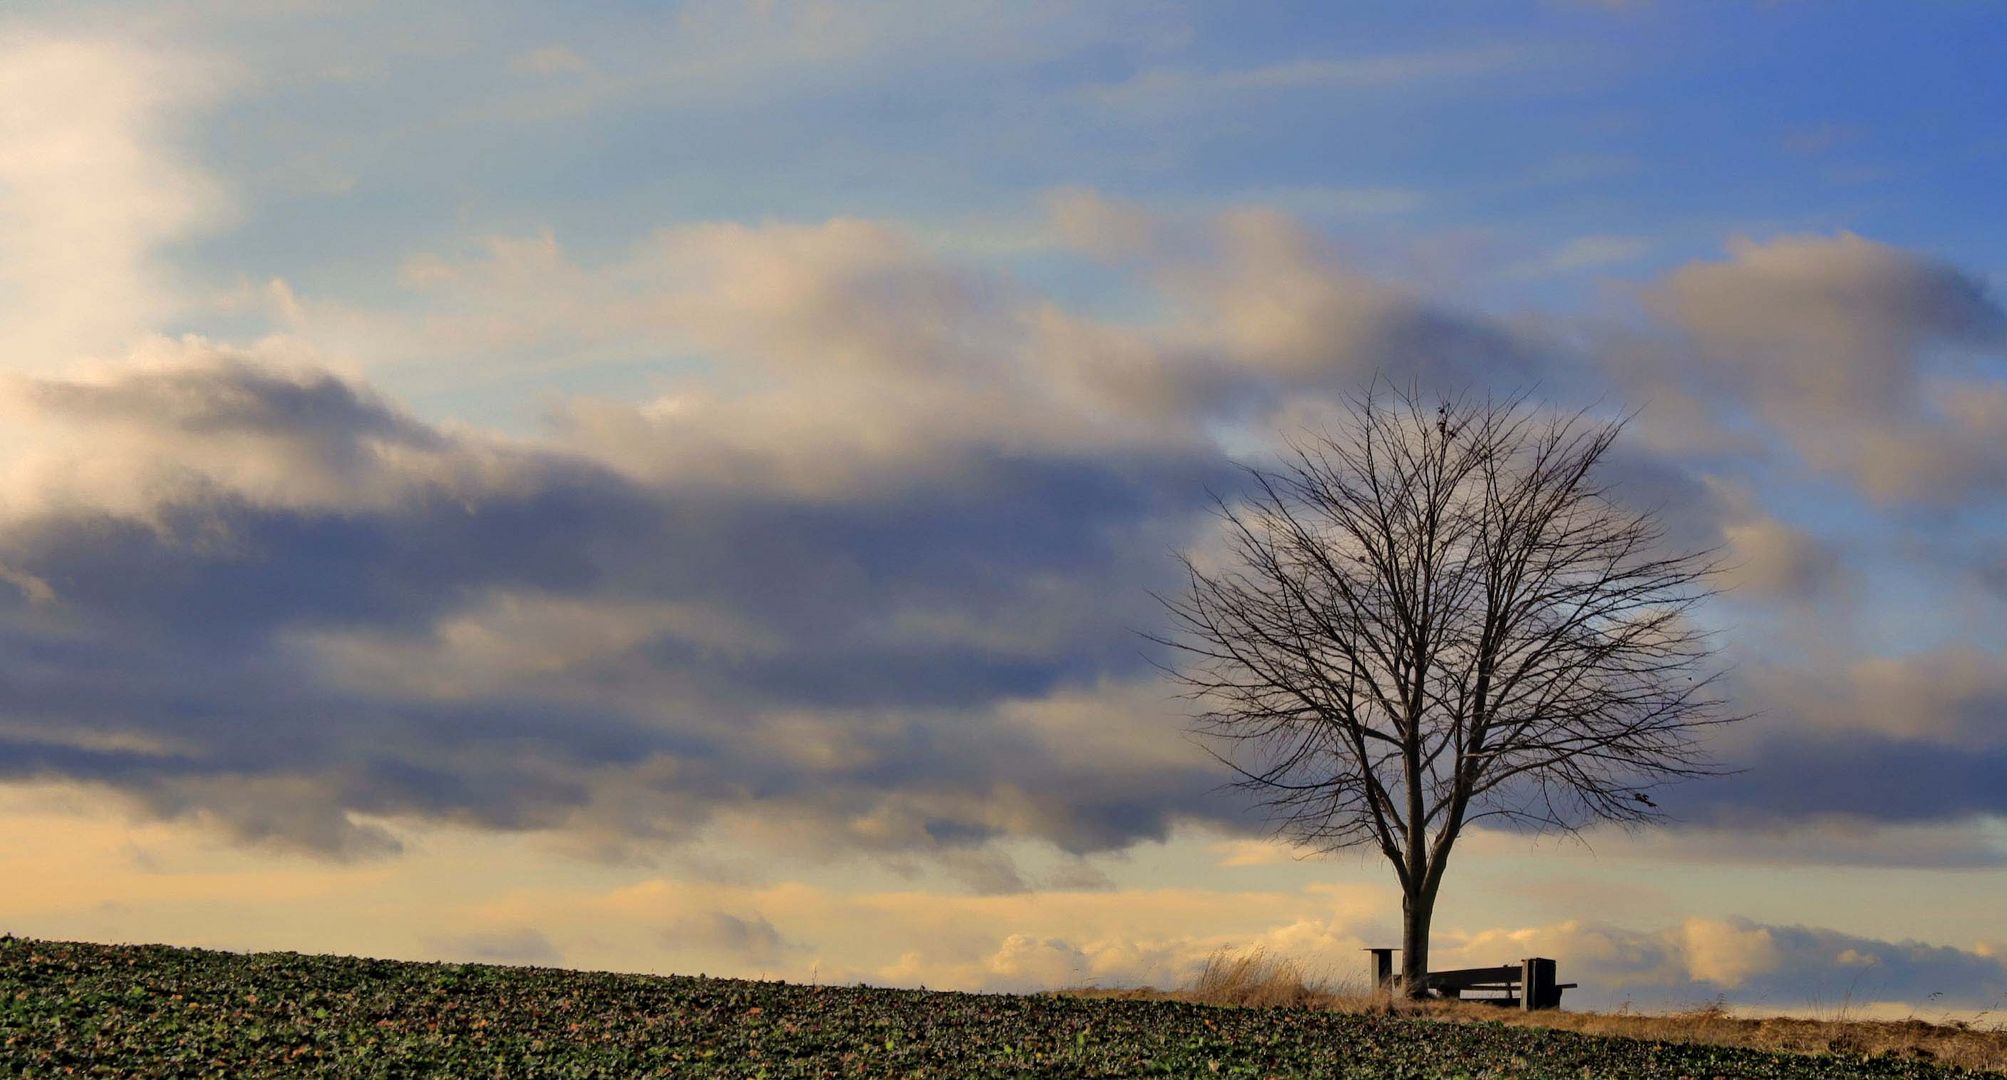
left=1157, top=387, right=1735, bottom=998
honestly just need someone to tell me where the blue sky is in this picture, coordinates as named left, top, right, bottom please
left=0, top=1, right=2004, bottom=1017
left=166, top=5, right=2005, bottom=282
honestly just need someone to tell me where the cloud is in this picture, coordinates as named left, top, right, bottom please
left=1564, top=816, right=2007, bottom=871
left=1718, top=516, right=1840, bottom=602
left=1446, top=917, right=2007, bottom=1010
left=0, top=340, right=1246, bottom=863
left=1699, top=479, right=1846, bottom=604
left=1091, top=45, right=1530, bottom=111
left=1507, top=234, right=1652, bottom=279
left=1040, top=195, right=1551, bottom=406
left=1687, top=733, right=2007, bottom=828
left=0, top=187, right=1593, bottom=867
left=1738, top=647, right=2007, bottom=750
left=1643, top=233, right=2007, bottom=503
left=1638, top=642, right=2007, bottom=835
left=6, top=772, right=2006, bottom=1015
left=0, top=35, right=226, bottom=370
left=379, top=206, right=1551, bottom=495
left=1219, top=187, right=1426, bottom=220
left=473, top=870, right=2007, bottom=1010
left=1650, top=234, right=2002, bottom=410
left=1680, top=918, right=1781, bottom=987
left=1977, top=551, right=2007, bottom=601
left=435, top=927, right=563, bottom=966
left=1208, top=837, right=1322, bottom=868
left=1, top=192, right=2000, bottom=875
left=662, top=911, right=799, bottom=965
left=385, top=217, right=1228, bottom=497
left=1045, top=188, right=1166, bottom=263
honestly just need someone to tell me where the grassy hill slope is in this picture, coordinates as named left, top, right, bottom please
left=0, top=936, right=1980, bottom=1078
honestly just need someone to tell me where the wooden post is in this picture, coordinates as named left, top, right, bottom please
left=1520, top=957, right=1557, bottom=1011
left=1366, top=948, right=1396, bottom=991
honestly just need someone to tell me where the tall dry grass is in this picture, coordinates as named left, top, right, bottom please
left=1054, top=947, right=2007, bottom=1074
left=1186, top=947, right=1343, bottom=1009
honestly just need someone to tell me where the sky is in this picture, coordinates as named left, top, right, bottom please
left=0, top=0, right=2005, bottom=1019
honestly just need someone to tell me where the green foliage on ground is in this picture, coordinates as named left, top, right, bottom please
left=0, top=937, right=1976, bottom=1078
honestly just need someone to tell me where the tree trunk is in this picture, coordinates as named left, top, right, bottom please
left=1399, top=885, right=1434, bottom=998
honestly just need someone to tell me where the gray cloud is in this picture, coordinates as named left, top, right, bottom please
left=434, top=928, right=563, bottom=968
left=1619, top=642, right=2007, bottom=841
left=1455, top=918, right=2007, bottom=1012
left=0, top=211, right=1578, bottom=866
left=1642, top=233, right=2007, bottom=504
left=1584, top=819, right=2007, bottom=871
left=1976, top=551, right=2007, bottom=601
left=24, top=359, right=441, bottom=454
left=0, top=348, right=1243, bottom=863
left=1738, top=648, right=2007, bottom=751
left=662, top=911, right=799, bottom=966
left=1049, top=195, right=1553, bottom=412
left=1717, top=516, right=1842, bottom=603
left=1698, top=733, right=2007, bottom=825
left=0, top=218, right=2001, bottom=876
left=1648, top=234, right=2003, bottom=411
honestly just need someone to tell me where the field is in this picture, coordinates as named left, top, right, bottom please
left=0, top=936, right=1988, bottom=1078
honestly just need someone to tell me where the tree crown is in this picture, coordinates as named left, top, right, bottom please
left=1157, top=387, right=1736, bottom=890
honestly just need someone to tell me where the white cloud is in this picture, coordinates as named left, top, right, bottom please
left=0, top=35, right=227, bottom=370
left=1681, top=917, right=1781, bottom=987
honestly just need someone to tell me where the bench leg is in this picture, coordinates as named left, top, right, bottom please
left=1367, top=949, right=1395, bottom=991
left=1521, top=958, right=1558, bottom=1012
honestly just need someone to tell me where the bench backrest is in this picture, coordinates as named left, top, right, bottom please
left=1422, top=965, right=1520, bottom=991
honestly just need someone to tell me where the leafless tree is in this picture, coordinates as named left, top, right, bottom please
left=1156, top=386, right=1736, bottom=998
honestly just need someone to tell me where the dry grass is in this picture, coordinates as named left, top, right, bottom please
left=1057, top=947, right=1376, bottom=1015
left=1054, top=948, right=2007, bottom=1074
left=1480, top=1002, right=2007, bottom=1074
left=1186, top=947, right=1342, bottom=1009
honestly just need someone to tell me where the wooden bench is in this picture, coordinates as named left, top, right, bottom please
left=1365, top=949, right=1576, bottom=1010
